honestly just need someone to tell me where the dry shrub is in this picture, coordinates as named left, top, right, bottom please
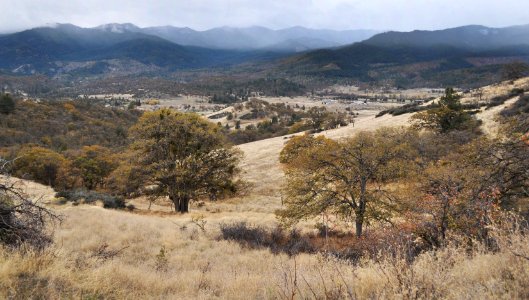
left=219, top=222, right=314, bottom=255
left=1, top=162, right=60, bottom=250
left=55, top=189, right=126, bottom=209
left=219, top=222, right=420, bottom=261
left=318, top=225, right=420, bottom=263
left=273, top=218, right=529, bottom=300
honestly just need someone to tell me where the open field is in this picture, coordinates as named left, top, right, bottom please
left=321, top=85, right=445, bottom=99
left=255, top=96, right=402, bottom=113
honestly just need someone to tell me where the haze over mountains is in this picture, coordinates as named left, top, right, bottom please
left=1, top=22, right=529, bottom=87
left=44, top=23, right=379, bottom=52
left=294, top=24, right=529, bottom=67
left=0, top=23, right=286, bottom=76
left=280, top=24, right=529, bottom=87
left=0, top=23, right=379, bottom=76
left=135, top=24, right=379, bottom=51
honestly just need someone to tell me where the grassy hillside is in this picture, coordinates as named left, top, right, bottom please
left=1, top=199, right=527, bottom=299
left=1, top=78, right=529, bottom=298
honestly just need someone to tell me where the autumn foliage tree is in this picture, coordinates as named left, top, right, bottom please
left=403, top=154, right=502, bottom=247
left=129, top=109, right=241, bottom=213
left=401, top=117, right=529, bottom=246
left=70, top=145, right=116, bottom=190
left=104, top=150, right=145, bottom=197
left=12, top=146, right=70, bottom=188
left=279, top=134, right=330, bottom=164
left=278, top=128, right=414, bottom=237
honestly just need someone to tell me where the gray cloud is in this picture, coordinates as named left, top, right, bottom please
left=2, top=0, right=529, bottom=33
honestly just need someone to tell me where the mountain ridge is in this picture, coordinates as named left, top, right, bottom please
left=364, top=24, right=529, bottom=49
left=0, top=24, right=291, bottom=75
left=274, top=23, right=529, bottom=87
left=2, top=22, right=529, bottom=88
left=79, top=23, right=380, bottom=51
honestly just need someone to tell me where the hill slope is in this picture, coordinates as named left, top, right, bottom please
left=1, top=79, right=528, bottom=299
left=364, top=24, right=529, bottom=49
left=278, top=24, right=529, bottom=87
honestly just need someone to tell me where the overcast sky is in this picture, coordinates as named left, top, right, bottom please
left=2, top=0, right=529, bottom=33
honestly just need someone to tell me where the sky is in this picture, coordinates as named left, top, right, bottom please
left=1, top=0, right=529, bottom=33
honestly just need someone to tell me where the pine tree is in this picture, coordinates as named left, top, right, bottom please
left=0, top=93, right=15, bottom=115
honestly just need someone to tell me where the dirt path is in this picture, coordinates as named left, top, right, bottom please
left=476, top=97, right=519, bottom=135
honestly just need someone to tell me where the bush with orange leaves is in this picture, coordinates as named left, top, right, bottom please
left=403, top=123, right=529, bottom=248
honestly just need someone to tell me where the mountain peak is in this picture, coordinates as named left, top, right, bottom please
left=38, top=23, right=81, bottom=30
left=95, top=23, right=141, bottom=33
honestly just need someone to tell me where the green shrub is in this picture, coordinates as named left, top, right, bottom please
left=376, top=103, right=439, bottom=118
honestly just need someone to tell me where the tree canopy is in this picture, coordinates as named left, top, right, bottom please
left=278, top=128, right=414, bottom=237
left=70, top=145, right=116, bottom=190
left=0, top=93, right=15, bottom=115
left=13, top=146, right=69, bottom=188
left=129, top=109, right=241, bottom=213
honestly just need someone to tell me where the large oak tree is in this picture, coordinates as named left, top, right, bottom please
left=129, top=109, right=241, bottom=213
left=278, top=129, right=413, bottom=237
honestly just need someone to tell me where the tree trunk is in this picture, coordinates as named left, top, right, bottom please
left=178, top=197, right=189, bottom=213
left=169, top=193, right=190, bottom=213
left=355, top=217, right=363, bottom=237
left=355, top=179, right=367, bottom=237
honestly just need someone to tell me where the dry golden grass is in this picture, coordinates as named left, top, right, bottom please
left=0, top=175, right=56, bottom=204
left=461, top=77, right=529, bottom=136
left=2, top=78, right=529, bottom=298
left=476, top=96, right=519, bottom=135
left=231, top=77, right=527, bottom=204
left=237, top=109, right=413, bottom=198
left=1, top=205, right=528, bottom=299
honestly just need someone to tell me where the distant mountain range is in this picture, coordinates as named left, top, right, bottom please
left=0, top=23, right=378, bottom=76
left=97, top=23, right=379, bottom=52
left=0, top=24, right=291, bottom=76
left=1, top=23, right=529, bottom=87
left=363, top=24, right=529, bottom=49
left=279, top=24, right=529, bottom=87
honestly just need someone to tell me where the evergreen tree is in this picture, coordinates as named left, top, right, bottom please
left=0, top=93, right=15, bottom=115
